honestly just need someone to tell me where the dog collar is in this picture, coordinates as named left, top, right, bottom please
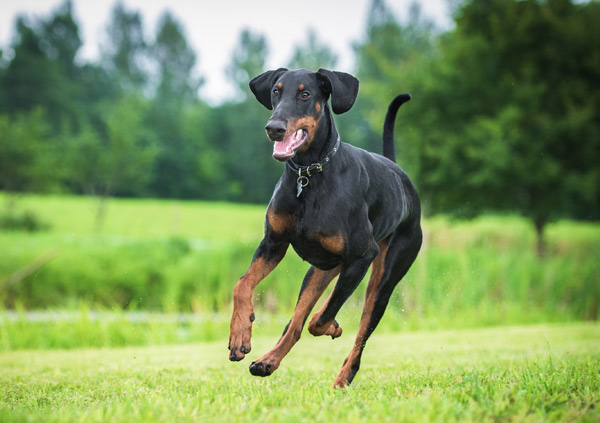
left=286, top=136, right=341, bottom=197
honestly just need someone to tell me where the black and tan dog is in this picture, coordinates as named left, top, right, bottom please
left=228, top=68, right=422, bottom=388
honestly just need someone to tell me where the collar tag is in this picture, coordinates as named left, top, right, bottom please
left=287, top=136, right=340, bottom=197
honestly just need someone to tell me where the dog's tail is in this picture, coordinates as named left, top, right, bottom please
left=382, top=93, right=411, bottom=163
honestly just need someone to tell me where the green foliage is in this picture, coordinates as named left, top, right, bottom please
left=0, top=324, right=598, bottom=423
left=0, top=209, right=49, bottom=232
left=151, top=12, right=202, bottom=102
left=39, top=0, right=82, bottom=79
left=146, top=12, right=203, bottom=199
left=351, top=1, right=436, bottom=155
left=68, top=94, right=157, bottom=197
left=423, top=0, right=600, bottom=225
left=350, top=0, right=600, bottom=253
left=102, top=2, right=147, bottom=92
left=0, top=15, right=79, bottom=133
left=0, top=109, right=61, bottom=193
left=226, top=29, right=269, bottom=98
left=287, top=28, right=338, bottom=71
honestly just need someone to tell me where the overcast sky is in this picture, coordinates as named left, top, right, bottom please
left=0, top=0, right=452, bottom=103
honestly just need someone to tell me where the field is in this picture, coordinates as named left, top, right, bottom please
left=1, top=323, right=598, bottom=423
left=2, top=193, right=599, bottom=331
left=1, top=193, right=599, bottom=421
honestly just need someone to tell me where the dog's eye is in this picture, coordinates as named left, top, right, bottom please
left=301, top=91, right=310, bottom=99
left=273, top=89, right=279, bottom=97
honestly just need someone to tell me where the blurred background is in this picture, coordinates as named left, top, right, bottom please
left=0, top=0, right=598, bottom=350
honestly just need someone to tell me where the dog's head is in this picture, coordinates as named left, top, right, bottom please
left=249, top=68, right=359, bottom=162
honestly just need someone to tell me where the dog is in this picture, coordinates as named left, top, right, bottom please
left=228, top=68, right=422, bottom=388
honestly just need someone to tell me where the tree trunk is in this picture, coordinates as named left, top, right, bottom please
left=94, top=195, right=109, bottom=234
left=534, top=216, right=547, bottom=257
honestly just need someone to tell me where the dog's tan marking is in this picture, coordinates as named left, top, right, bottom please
left=267, top=209, right=295, bottom=234
left=315, top=232, right=345, bottom=255
left=315, top=102, right=321, bottom=113
left=293, top=116, right=320, bottom=152
left=298, top=83, right=305, bottom=91
left=277, top=82, right=283, bottom=89
left=276, top=115, right=321, bottom=154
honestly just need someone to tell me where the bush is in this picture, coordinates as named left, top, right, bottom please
left=0, top=210, right=50, bottom=232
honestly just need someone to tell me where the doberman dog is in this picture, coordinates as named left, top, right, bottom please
left=228, top=68, right=422, bottom=388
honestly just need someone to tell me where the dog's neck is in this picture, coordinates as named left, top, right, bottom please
left=289, top=104, right=339, bottom=167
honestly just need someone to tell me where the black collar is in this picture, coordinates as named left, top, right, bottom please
left=286, top=135, right=340, bottom=176
left=286, top=135, right=341, bottom=197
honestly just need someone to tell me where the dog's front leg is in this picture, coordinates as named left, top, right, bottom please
left=228, top=240, right=288, bottom=361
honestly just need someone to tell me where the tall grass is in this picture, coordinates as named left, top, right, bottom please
left=1, top=193, right=599, bottom=328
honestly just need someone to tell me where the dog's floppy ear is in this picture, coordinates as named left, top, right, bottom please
left=249, top=68, right=288, bottom=110
left=316, top=69, right=359, bottom=114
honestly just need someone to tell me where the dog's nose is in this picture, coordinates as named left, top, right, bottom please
left=265, top=120, right=287, bottom=141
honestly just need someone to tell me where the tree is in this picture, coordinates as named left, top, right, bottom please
left=101, top=2, right=148, bottom=93
left=348, top=0, right=436, bottom=158
left=39, top=0, right=81, bottom=79
left=0, top=9, right=81, bottom=133
left=220, top=29, right=282, bottom=202
left=38, top=0, right=83, bottom=132
left=146, top=12, right=204, bottom=198
left=151, top=11, right=202, bottom=102
left=226, top=29, right=269, bottom=99
left=287, top=28, right=338, bottom=70
left=68, top=94, right=157, bottom=231
left=179, top=103, right=228, bottom=200
left=411, top=0, right=600, bottom=253
left=0, top=109, right=55, bottom=195
left=0, top=108, right=64, bottom=225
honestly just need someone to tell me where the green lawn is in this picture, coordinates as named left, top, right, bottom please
left=5, top=193, right=266, bottom=241
left=1, top=323, right=598, bottom=423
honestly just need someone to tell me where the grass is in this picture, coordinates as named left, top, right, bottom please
left=1, top=193, right=599, bottom=327
left=1, top=194, right=599, bottom=421
left=3, top=193, right=266, bottom=241
left=1, top=322, right=598, bottom=423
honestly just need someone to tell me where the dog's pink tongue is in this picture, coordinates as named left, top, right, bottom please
left=273, top=132, right=296, bottom=158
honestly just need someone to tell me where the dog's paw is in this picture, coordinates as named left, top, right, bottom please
left=249, top=360, right=275, bottom=377
left=228, top=343, right=251, bottom=361
left=329, top=320, right=342, bottom=339
left=308, top=315, right=343, bottom=339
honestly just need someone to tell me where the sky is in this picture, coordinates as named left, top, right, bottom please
left=0, top=0, right=452, bottom=104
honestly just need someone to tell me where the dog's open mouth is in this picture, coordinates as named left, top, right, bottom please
left=272, top=129, right=308, bottom=161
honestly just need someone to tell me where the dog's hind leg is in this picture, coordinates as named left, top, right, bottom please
left=333, top=223, right=422, bottom=388
left=307, top=289, right=344, bottom=339
left=248, top=265, right=340, bottom=377
left=307, top=242, right=380, bottom=338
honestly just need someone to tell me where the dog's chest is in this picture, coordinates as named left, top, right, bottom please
left=268, top=198, right=346, bottom=269
left=290, top=231, right=343, bottom=270
left=290, top=204, right=348, bottom=268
